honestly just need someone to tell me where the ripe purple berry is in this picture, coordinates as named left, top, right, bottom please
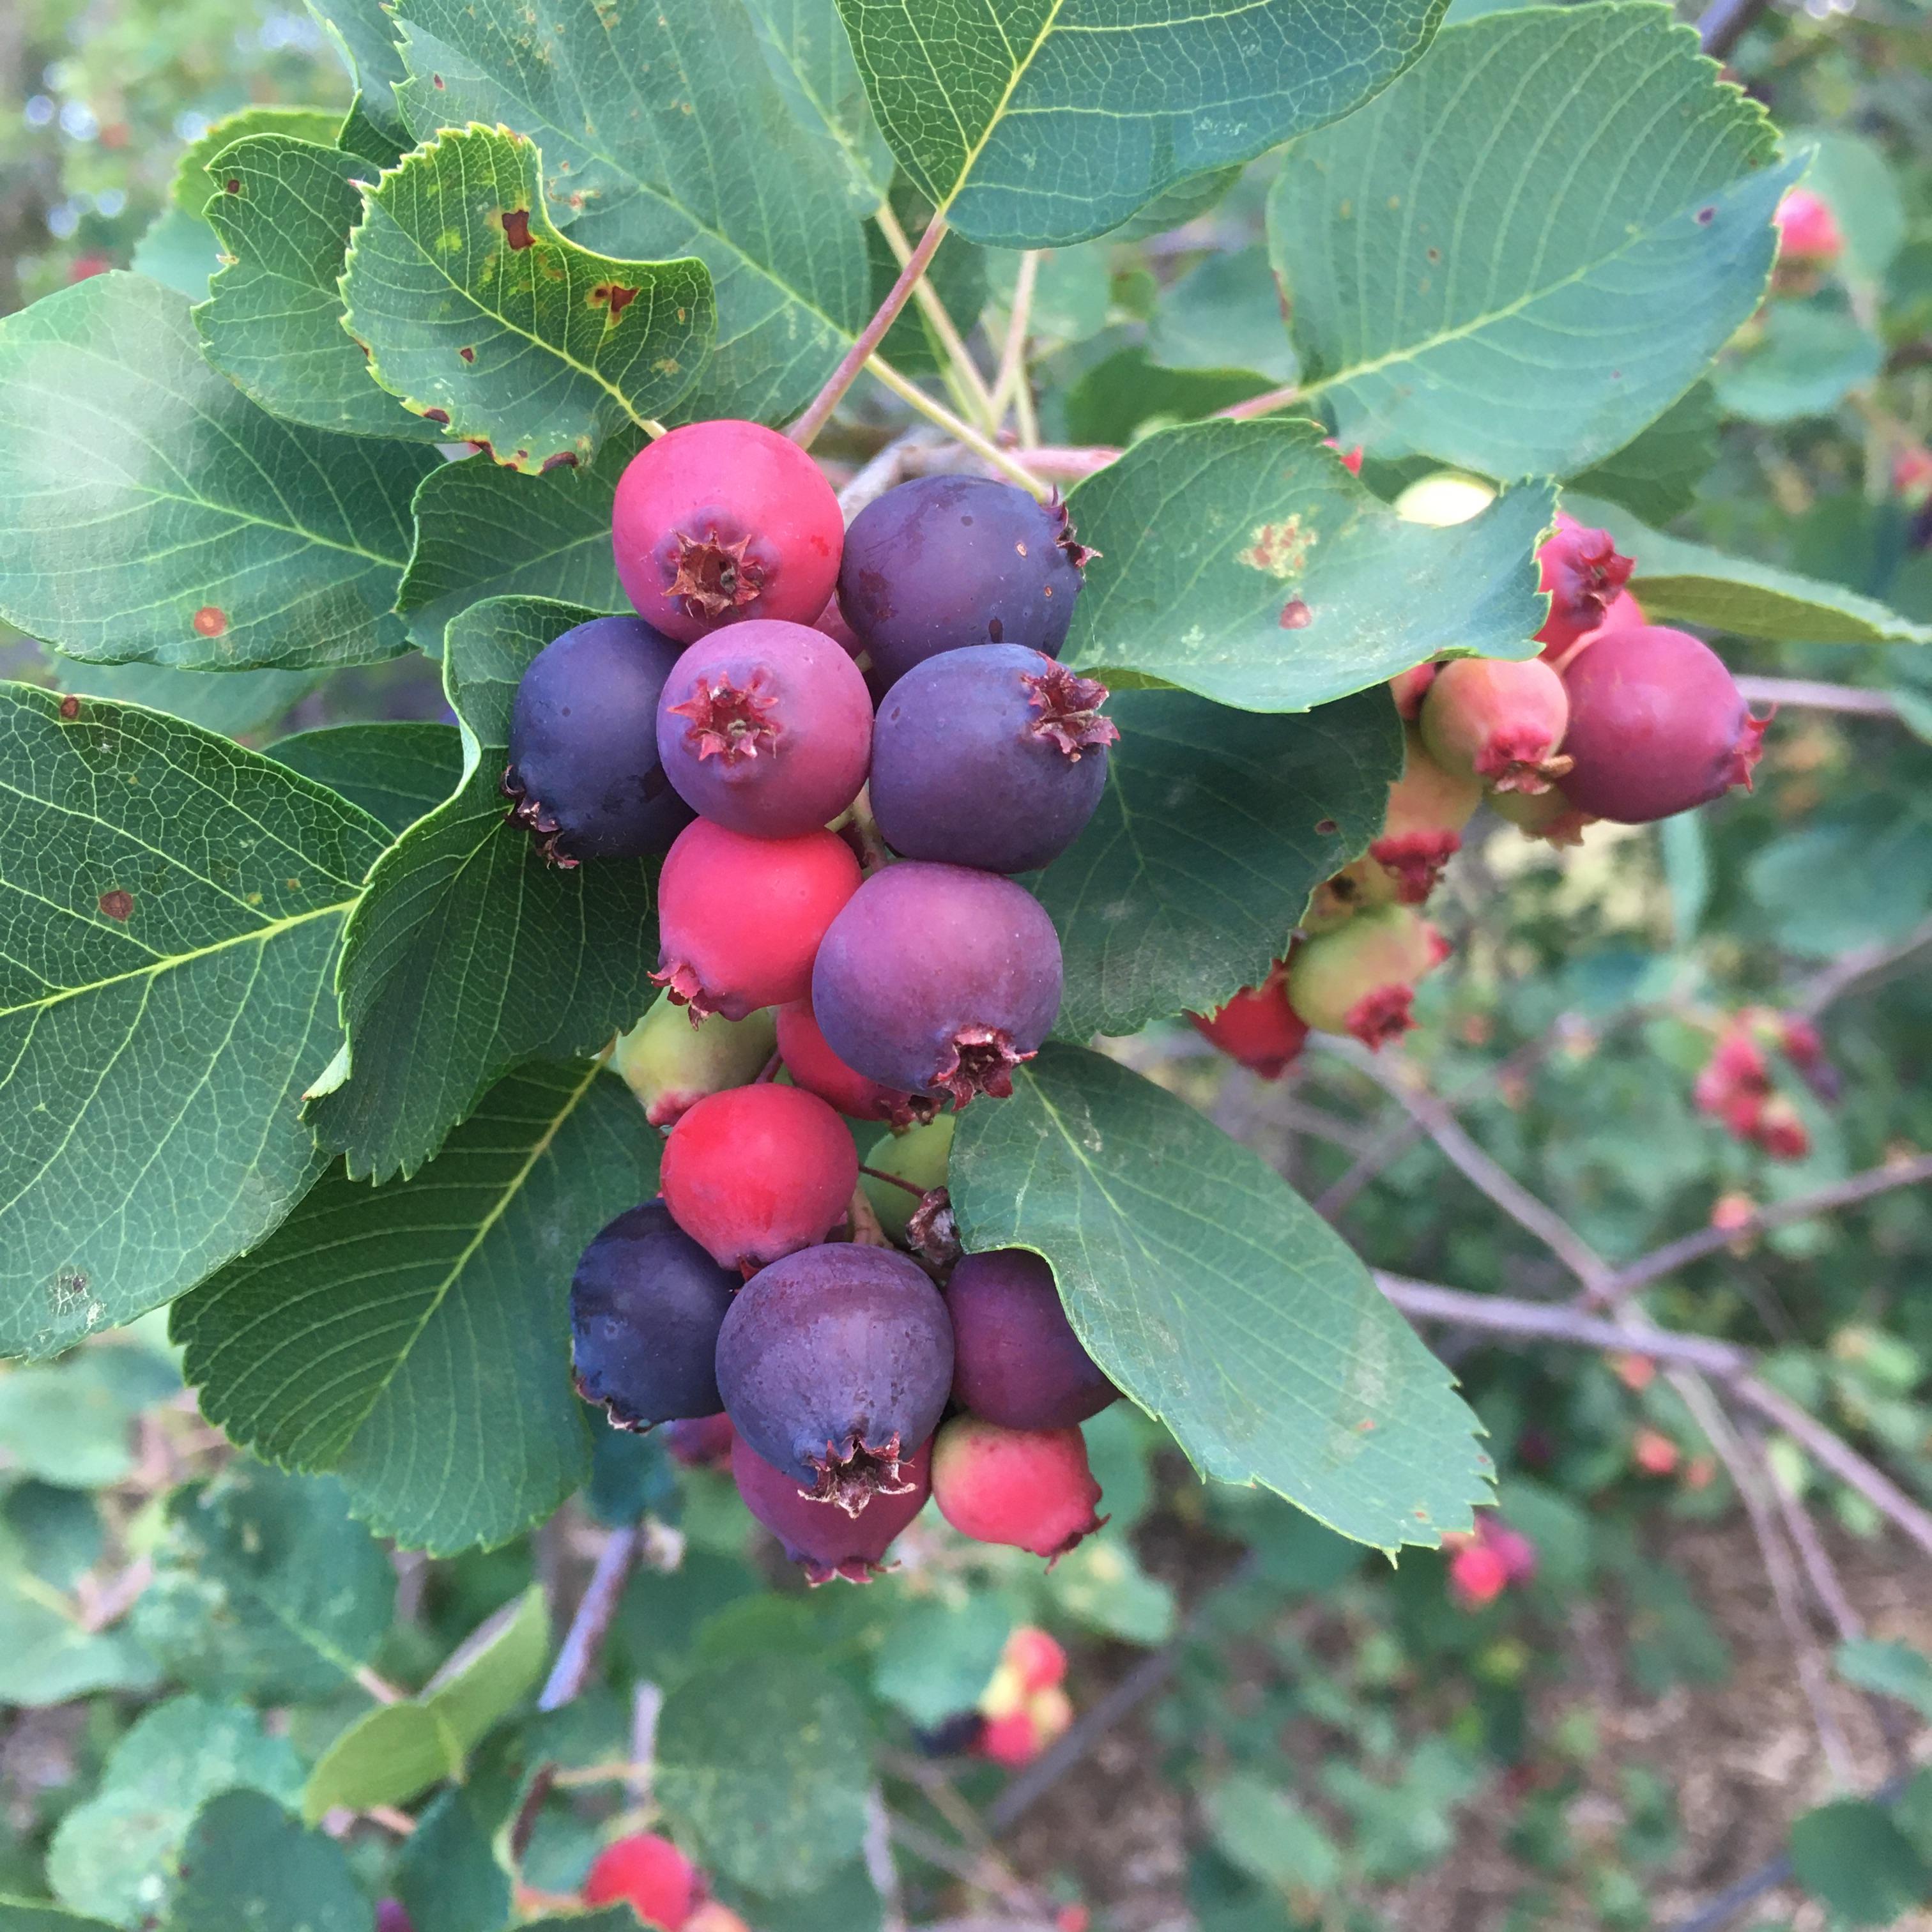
left=946, top=1249, right=1115, bottom=1431
left=503, top=615, right=693, bottom=864
left=870, top=646, right=1117, bottom=874
left=836, top=477, right=1092, bottom=691
left=732, top=1432, right=931, bottom=1584
left=571, top=1201, right=740, bottom=1429
left=811, top=863, right=1064, bottom=1109
left=655, top=618, right=874, bottom=839
left=714, top=1243, right=953, bottom=1513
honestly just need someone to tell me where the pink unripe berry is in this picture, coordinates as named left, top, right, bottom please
left=1556, top=625, right=1768, bottom=824
left=1004, top=1625, right=1068, bottom=1695
left=930, top=1416, right=1106, bottom=1561
left=1188, top=962, right=1308, bottom=1078
left=1534, top=513, right=1635, bottom=655
left=659, top=1084, right=857, bottom=1270
left=583, top=1832, right=701, bottom=1928
left=732, top=1431, right=931, bottom=1584
left=1447, top=1539, right=1510, bottom=1608
left=976, top=1708, right=1043, bottom=1768
left=1774, top=187, right=1844, bottom=267
left=376, top=1906, right=415, bottom=1932
left=1420, top=656, right=1572, bottom=795
left=1366, top=726, right=1483, bottom=904
left=1287, top=905, right=1448, bottom=1050
left=775, top=998, right=937, bottom=1129
left=1388, top=661, right=1438, bottom=720
left=664, top=1412, right=735, bottom=1468
left=654, top=818, right=860, bottom=1020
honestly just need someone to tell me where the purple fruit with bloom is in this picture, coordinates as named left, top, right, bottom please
left=732, top=1431, right=931, bottom=1583
left=811, top=863, right=1062, bottom=1109
left=836, top=477, right=1092, bottom=691
left=946, top=1249, right=1116, bottom=1430
left=503, top=615, right=691, bottom=864
left=655, top=618, right=873, bottom=838
left=870, top=645, right=1117, bottom=873
left=714, top=1243, right=953, bottom=1514
left=571, top=1201, right=739, bottom=1429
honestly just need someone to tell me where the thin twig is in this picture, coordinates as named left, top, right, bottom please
left=838, top=428, right=946, bottom=522
left=864, top=354, right=1050, bottom=497
left=1013, top=444, right=1121, bottom=482
left=354, top=1664, right=405, bottom=1706
left=537, top=1524, right=641, bottom=1711
left=864, top=1787, right=909, bottom=1932
left=1733, top=674, right=1901, bottom=718
left=1213, top=381, right=1303, bottom=423
left=1698, top=0, right=1775, bottom=60
left=792, top=211, right=951, bottom=447
left=987, top=251, right=1041, bottom=428
left=875, top=201, right=996, bottom=430
left=1584, top=1153, right=1932, bottom=1306
left=1793, top=915, right=1932, bottom=1016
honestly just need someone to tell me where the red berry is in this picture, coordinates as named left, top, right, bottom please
left=1004, top=1625, right=1068, bottom=1694
left=976, top=1708, right=1042, bottom=1767
left=1448, top=1539, right=1510, bottom=1608
left=731, top=1430, right=931, bottom=1583
left=1557, top=625, right=1768, bottom=824
left=612, top=420, right=843, bottom=645
left=1365, top=726, right=1483, bottom=904
left=583, top=1833, right=700, bottom=1928
left=1774, top=187, right=1843, bottom=267
left=774, top=998, right=937, bottom=1129
left=656, top=619, right=874, bottom=838
left=1388, top=662, right=1438, bottom=720
left=659, top=1084, right=858, bottom=1270
left=1188, top=962, right=1308, bottom=1078
left=1419, top=657, right=1572, bottom=795
left=1533, top=512, right=1634, bottom=655
left=930, top=1416, right=1106, bottom=1561
left=1287, top=905, right=1448, bottom=1049
left=654, top=819, right=860, bottom=1020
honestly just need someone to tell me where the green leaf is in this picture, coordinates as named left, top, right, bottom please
left=1712, top=300, right=1882, bottom=424
left=657, top=1657, right=871, bottom=1895
left=1203, top=1775, right=1342, bottom=1894
left=302, top=1701, right=466, bottom=1821
left=1147, top=247, right=1297, bottom=383
left=131, top=1462, right=395, bottom=1703
left=744, top=0, right=894, bottom=212
left=392, top=0, right=871, bottom=424
left=834, top=0, right=1446, bottom=249
left=269, top=722, right=466, bottom=836
left=0, top=1348, right=178, bottom=1487
left=1062, top=418, right=1554, bottom=710
left=170, top=1790, right=372, bottom=1932
left=1836, top=1637, right=1932, bottom=1722
left=1563, top=493, right=1932, bottom=645
left=1036, top=687, right=1401, bottom=1038
left=342, top=125, right=714, bottom=470
left=308, top=0, right=414, bottom=155
left=950, top=1043, right=1490, bottom=1552
left=1046, top=1526, right=1176, bottom=1644
left=172, top=1061, right=660, bottom=1554
left=871, top=1598, right=1012, bottom=1727
left=392, top=1788, right=513, bottom=1932
left=0, top=684, right=389, bottom=1359
left=1269, top=2, right=1795, bottom=479
left=306, top=597, right=663, bottom=1181
left=421, top=1583, right=549, bottom=1747
left=1790, top=1798, right=1931, bottom=1926
left=168, top=105, right=348, bottom=216
left=43, top=652, right=325, bottom=740
left=0, top=1486, right=162, bottom=1706
left=46, top=1696, right=302, bottom=1928
left=1568, top=381, right=1720, bottom=525
left=130, top=206, right=222, bottom=301
left=197, top=135, right=445, bottom=441
left=0, top=1905, right=119, bottom=1931
left=0, top=275, right=436, bottom=671
left=395, top=433, right=635, bottom=654
left=1803, top=130, right=1906, bottom=284
left=1061, top=347, right=1273, bottom=450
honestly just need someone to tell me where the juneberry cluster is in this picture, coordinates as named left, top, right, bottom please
left=1193, top=514, right=1774, bottom=1074
left=1692, top=1007, right=1839, bottom=1160
left=522, top=422, right=1117, bottom=1584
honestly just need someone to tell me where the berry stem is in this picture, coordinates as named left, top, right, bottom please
left=989, top=250, right=1041, bottom=437
left=862, top=352, right=1050, bottom=499
left=1215, top=380, right=1305, bottom=424
left=875, top=200, right=997, bottom=431
left=858, top=1162, right=927, bottom=1200
left=792, top=210, right=952, bottom=448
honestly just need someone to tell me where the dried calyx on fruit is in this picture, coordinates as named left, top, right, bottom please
left=812, top=862, right=1064, bottom=1108
left=732, top=1432, right=931, bottom=1584
left=570, top=1200, right=740, bottom=1429
left=1420, top=656, right=1572, bottom=795
left=1533, top=512, right=1634, bottom=656
left=655, top=619, right=873, bottom=838
left=1556, top=625, right=1768, bottom=824
left=611, top=994, right=777, bottom=1129
left=837, top=475, right=1091, bottom=690
left=660, top=1084, right=857, bottom=1271
left=503, top=615, right=692, bottom=865
left=930, top=1416, right=1106, bottom=1561
left=1365, top=726, right=1483, bottom=904
left=653, top=819, right=859, bottom=1021
left=715, top=1243, right=954, bottom=1514
left=869, top=645, right=1117, bottom=874
left=611, top=419, right=844, bottom=645
left=1288, top=904, right=1449, bottom=1049
left=946, top=1248, right=1115, bottom=1431
left=1188, top=961, right=1308, bottom=1078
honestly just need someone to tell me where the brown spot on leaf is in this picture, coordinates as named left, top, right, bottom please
left=605, top=282, right=636, bottom=319
left=540, top=451, right=579, bottom=473
left=423, top=408, right=450, bottom=425
left=1696, top=205, right=1715, bottom=224
left=432, top=72, right=445, bottom=88
left=502, top=208, right=533, bottom=249
left=192, top=605, right=227, bottom=638
left=98, top=889, right=134, bottom=921
left=1315, top=818, right=1338, bottom=836
left=1279, top=597, right=1312, bottom=629
left=224, top=178, right=240, bottom=194
left=58, top=694, right=81, bottom=720
left=1239, top=517, right=1314, bottom=580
